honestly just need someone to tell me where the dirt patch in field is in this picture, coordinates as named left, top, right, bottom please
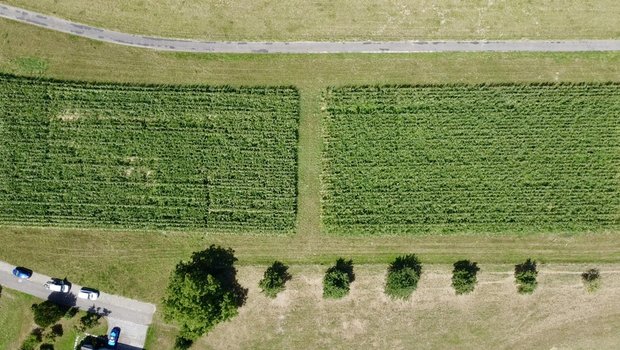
left=55, top=111, right=82, bottom=121
left=122, top=166, right=154, bottom=180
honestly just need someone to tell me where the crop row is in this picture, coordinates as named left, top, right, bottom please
left=0, top=75, right=299, bottom=233
left=322, top=84, right=620, bottom=235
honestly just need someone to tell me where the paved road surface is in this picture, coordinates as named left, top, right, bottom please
left=1, top=4, right=619, bottom=53
left=0, top=261, right=154, bottom=349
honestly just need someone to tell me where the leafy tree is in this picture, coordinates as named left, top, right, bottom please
left=47, top=324, right=63, bottom=341
left=173, top=336, right=194, bottom=350
left=582, top=268, right=601, bottom=292
left=75, top=312, right=102, bottom=332
left=385, top=254, right=422, bottom=299
left=323, top=258, right=355, bottom=299
left=452, top=260, right=480, bottom=295
left=64, top=307, right=79, bottom=319
left=162, top=245, right=247, bottom=343
left=31, top=301, right=69, bottom=328
left=259, top=261, right=292, bottom=298
left=39, top=344, right=54, bottom=350
left=0, top=284, right=3, bottom=299
left=19, top=329, right=42, bottom=350
left=515, top=259, right=538, bottom=294
left=79, top=336, right=106, bottom=349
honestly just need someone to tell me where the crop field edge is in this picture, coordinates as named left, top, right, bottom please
left=321, top=83, right=620, bottom=236
left=1, top=74, right=301, bottom=233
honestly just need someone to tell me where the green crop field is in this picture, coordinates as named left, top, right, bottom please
left=322, top=84, right=620, bottom=235
left=0, top=75, right=299, bottom=232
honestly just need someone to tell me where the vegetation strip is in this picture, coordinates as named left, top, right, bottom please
left=0, top=74, right=299, bottom=232
left=323, top=84, right=620, bottom=235
left=1, top=4, right=620, bottom=53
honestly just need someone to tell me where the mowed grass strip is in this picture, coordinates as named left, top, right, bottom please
left=0, top=288, right=37, bottom=350
left=5, top=0, right=620, bottom=40
left=0, top=74, right=299, bottom=232
left=322, top=84, right=620, bottom=235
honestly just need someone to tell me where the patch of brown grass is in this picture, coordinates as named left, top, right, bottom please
left=55, top=111, right=81, bottom=121
left=191, top=264, right=620, bottom=349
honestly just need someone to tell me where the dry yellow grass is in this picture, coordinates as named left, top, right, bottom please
left=4, top=0, right=620, bottom=40
left=2, top=227, right=620, bottom=303
left=153, top=264, right=620, bottom=349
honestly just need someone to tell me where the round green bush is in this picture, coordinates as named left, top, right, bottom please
left=451, top=260, right=480, bottom=295
left=259, top=261, right=292, bottom=298
left=323, top=258, right=354, bottom=299
left=515, top=259, right=538, bottom=294
left=582, top=268, right=601, bottom=292
left=385, top=254, right=422, bottom=299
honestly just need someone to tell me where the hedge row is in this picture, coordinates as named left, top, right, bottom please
left=256, top=257, right=603, bottom=298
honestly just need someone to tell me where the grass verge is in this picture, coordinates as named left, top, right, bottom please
left=0, top=287, right=37, bottom=349
left=1, top=227, right=620, bottom=303
left=149, top=264, right=620, bottom=349
left=4, top=0, right=620, bottom=40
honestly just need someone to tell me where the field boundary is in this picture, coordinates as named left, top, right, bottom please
left=0, top=74, right=300, bottom=233
left=1, top=4, right=620, bottom=53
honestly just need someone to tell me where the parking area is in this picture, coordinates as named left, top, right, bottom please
left=0, top=261, right=155, bottom=349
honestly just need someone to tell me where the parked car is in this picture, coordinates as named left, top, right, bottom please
left=44, top=279, right=70, bottom=293
left=78, top=287, right=100, bottom=300
left=12, top=266, right=33, bottom=279
left=107, top=327, right=121, bottom=348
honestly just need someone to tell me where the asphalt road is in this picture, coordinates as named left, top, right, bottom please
left=0, top=260, right=154, bottom=349
left=1, top=3, right=619, bottom=53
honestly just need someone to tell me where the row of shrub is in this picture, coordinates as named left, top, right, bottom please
left=19, top=300, right=104, bottom=350
left=258, top=256, right=602, bottom=299
left=163, top=246, right=603, bottom=349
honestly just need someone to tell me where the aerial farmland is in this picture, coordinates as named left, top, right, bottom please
left=0, top=1, right=619, bottom=349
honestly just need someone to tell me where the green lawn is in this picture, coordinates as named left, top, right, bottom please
left=4, top=0, right=620, bottom=40
left=322, top=84, right=620, bottom=235
left=0, top=287, right=37, bottom=350
left=2, top=227, right=620, bottom=303
left=0, top=75, right=299, bottom=233
left=0, top=286, right=109, bottom=350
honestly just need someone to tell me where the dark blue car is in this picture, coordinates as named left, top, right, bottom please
left=12, top=266, right=32, bottom=279
left=108, top=327, right=121, bottom=348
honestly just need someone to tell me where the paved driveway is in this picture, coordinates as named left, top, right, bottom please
left=0, top=260, right=155, bottom=349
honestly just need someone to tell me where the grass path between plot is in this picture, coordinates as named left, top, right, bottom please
left=296, top=88, right=322, bottom=240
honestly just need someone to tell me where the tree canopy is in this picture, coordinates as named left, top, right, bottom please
left=259, top=261, right=292, bottom=298
left=323, top=258, right=355, bottom=299
left=515, top=258, right=538, bottom=294
left=452, top=260, right=480, bottom=295
left=385, top=254, right=423, bottom=299
left=162, top=245, right=247, bottom=344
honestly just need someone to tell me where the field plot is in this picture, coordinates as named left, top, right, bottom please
left=323, top=84, right=620, bottom=235
left=0, top=75, right=299, bottom=232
